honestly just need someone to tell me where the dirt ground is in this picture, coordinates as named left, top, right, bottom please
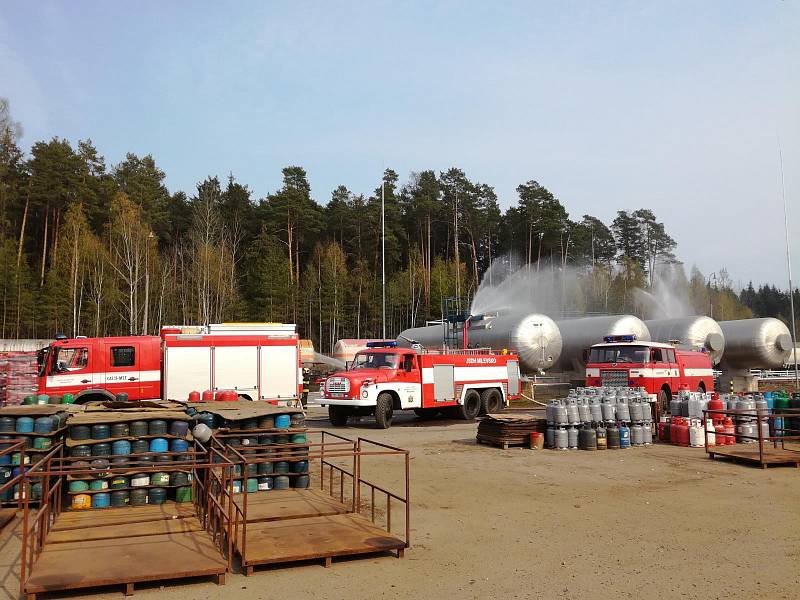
left=1, top=406, right=799, bottom=600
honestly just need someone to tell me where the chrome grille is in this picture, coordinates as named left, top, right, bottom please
left=601, top=369, right=628, bottom=387
left=326, top=377, right=349, bottom=393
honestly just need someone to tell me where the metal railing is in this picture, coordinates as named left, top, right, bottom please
left=702, top=407, right=800, bottom=467
left=0, top=439, right=28, bottom=510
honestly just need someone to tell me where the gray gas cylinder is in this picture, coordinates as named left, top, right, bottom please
left=589, top=399, right=603, bottom=422
left=629, top=399, right=643, bottom=422
left=642, top=423, right=653, bottom=445
left=553, top=404, right=568, bottom=425
left=640, top=401, right=652, bottom=422
left=616, top=399, right=631, bottom=422
left=567, top=427, right=579, bottom=449
left=545, top=427, right=555, bottom=449
left=670, top=397, right=682, bottom=417
left=631, top=424, right=644, bottom=446
left=601, top=402, right=615, bottom=421
left=555, top=428, right=568, bottom=450
left=757, top=420, right=770, bottom=441
left=566, top=401, right=581, bottom=426
left=578, top=401, right=591, bottom=423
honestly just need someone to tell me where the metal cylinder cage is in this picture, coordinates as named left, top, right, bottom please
left=13, top=430, right=411, bottom=596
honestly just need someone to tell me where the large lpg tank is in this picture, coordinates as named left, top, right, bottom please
left=397, top=314, right=563, bottom=372
left=645, top=316, right=725, bottom=364
left=553, top=315, right=651, bottom=372
left=464, top=314, right=562, bottom=372
left=396, top=324, right=447, bottom=350
left=717, top=318, right=792, bottom=369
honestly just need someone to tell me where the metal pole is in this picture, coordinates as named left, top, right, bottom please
left=382, top=181, right=386, bottom=339
left=779, top=142, right=799, bottom=390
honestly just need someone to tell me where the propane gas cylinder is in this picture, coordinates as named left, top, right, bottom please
left=596, top=424, right=607, bottom=450
left=619, top=424, right=631, bottom=449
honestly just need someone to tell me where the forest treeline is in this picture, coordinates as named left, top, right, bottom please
left=0, top=99, right=789, bottom=351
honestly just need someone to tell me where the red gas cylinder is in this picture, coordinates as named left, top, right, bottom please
left=214, top=390, right=225, bottom=401
left=223, top=390, right=238, bottom=402
left=707, top=396, right=724, bottom=422
left=657, top=421, right=666, bottom=442
left=202, top=390, right=214, bottom=402
left=723, top=417, right=736, bottom=445
left=188, top=391, right=201, bottom=403
left=673, top=417, right=689, bottom=447
left=715, top=421, right=725, bottom=445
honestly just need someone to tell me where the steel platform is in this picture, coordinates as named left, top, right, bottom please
left=234, top=489, right=405, bottom=575
left=708, top=444, right=800, bottom=468
left=23, top=504, right=227, bottom=600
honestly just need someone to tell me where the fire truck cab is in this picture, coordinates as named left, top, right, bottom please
left=321, top=341, right=521, bottom=428
left=584, top=335, right=714, bottom=412
left=38, top=336, right=162, bottom=403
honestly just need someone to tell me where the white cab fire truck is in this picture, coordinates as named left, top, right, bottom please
left=584, top=335, right=714, bottom=414
left=320, top=341, right=521, bottom=428
left=36, top=323, right=302, bottom=404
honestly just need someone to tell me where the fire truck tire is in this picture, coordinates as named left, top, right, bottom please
left=481, top=388, right=503, bottom=414
left=658, top=389, right=670, bottom=415
left=457, top=390, right=482, bottom=421
left=375, top=393, right=394, bottom=429
left=328, top=405, right=351, bottom=426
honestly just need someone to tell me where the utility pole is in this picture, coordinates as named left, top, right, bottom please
left=779, top=142, right=799, bottom=390
left=381, top=180, right=386, bottom=339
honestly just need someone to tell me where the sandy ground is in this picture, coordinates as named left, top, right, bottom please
left=1, top=405, right=799, bottom=600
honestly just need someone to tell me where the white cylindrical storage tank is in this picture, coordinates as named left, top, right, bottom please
left=645, top=316, right=725, bottom=364
left=718, top=318, right=792, bottom=369
left=554, top=315, right=651, bottom=372
left=465, top=314, right=562, bottom=372
left=332, top=339, right=391, bottom=364
left=298, top=339, right=315, bottom=364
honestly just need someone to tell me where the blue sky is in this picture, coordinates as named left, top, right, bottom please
left=1, top=1, right=798, bottom=286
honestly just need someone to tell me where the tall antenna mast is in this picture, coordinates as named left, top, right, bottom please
left=779, top=139, right=799, bottom=390
left=381, top=179, right=386, bottom=339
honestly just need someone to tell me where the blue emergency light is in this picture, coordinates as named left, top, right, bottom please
left=366, top=341, right=398, bottom=348
left=603, top=334, right=637, bottom=343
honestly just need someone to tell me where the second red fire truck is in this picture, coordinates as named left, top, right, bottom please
left=584, top=335, right=714, bottom=412
left=320, top=341, right=521, bottom=428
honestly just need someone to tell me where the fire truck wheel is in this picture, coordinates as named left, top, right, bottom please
left=658, top=389, right=670, bottom=414
left=457, top=390, right=482, bottom=421
left=481, top=388, right=503, bottom=414
left=375, top=393, right=394, bottom=429
left=328, top=405, right=351, bottom=426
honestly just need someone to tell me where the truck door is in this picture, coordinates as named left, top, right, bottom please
left=395, top=353, right=421, bottom=408
left=45, top=343, right=93, bottom=397
left=650, top=348, right=674, bottom=394
left=101, top=341, right=142, bottom=400
left=507, top=360, right=520, bottom=396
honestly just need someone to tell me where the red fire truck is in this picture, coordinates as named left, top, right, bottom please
left=584, top=335, right=714, bottom=412
left=320, top=341, right=521, bottom=428
left=36, top=323, right=302, bottom=404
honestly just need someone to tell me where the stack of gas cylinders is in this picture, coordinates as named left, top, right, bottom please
left=544, top=387, right=653, bottom=451
left=658, top=391, right=773, bottom=448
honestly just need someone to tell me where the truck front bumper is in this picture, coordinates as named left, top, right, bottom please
left=320, top=396, right=375, bottom=407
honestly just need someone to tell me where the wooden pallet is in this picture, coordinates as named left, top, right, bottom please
left=476, top=434, right=530, bottom=450
left=708, top=445, right=800, bottom=469
left=24, top=504, right=227, bottom=600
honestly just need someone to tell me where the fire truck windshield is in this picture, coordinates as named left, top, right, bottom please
left=350, top=352, right=399, bottom=370
left=589, top=345, right=649, bottom=364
